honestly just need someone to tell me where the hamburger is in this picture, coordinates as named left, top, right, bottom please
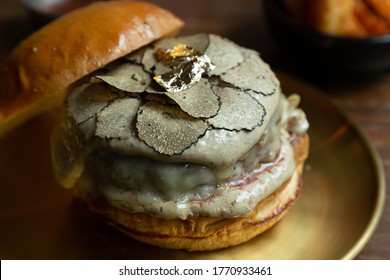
left=0, top=1, right=309, bottom=251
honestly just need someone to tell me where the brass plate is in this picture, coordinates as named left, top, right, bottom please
left=0, top=73, right=385, bottom=260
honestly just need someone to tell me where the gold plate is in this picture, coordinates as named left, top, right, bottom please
left=0, top=73, right=385, bottom=260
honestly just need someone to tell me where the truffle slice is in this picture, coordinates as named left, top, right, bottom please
left=205, top=34, right=244, bottom=75
left=163, top=79, right=220, bottom=118
left=124, top=46, right=148, bottom=63
left=220, top=56, right=277, bottom=96
left=95, top=63, right=151, bottom=93
left=141, top=47, right=158, bottom=74
left=67, top=83, right=118, bottom=125
left=136, top=101, right=209, bottom=155
left=95, top=97, right=142, bottom=139
left=207, top=87, right=265, bottom=131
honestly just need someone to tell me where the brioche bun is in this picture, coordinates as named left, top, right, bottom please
left=0, top=1, right=183, bottom=136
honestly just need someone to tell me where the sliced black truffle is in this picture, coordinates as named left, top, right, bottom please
left=136, top=101, right=209, bottom=155
left=163, top=79, right=220, bottom=118
left=220, top=57, right=277, bottom=96
left=67, top=83, right=118, bottom=125
left=95, top=63, right=151, bottom=93
left=207, top=87, right=266, bottom=130
left=124, top=46, right=148, bottom=63
left=95, top=97, right=142, bottom=139
left=141, top=47, right=158, bottom=74
left=205, top=34, right=244, bottom=75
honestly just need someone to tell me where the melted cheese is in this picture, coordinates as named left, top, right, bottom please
left=55, top=89, right=308, bottom=219
left=83, top=95, right=307, bottom=219
left=92, top=131, right=295, bottom=219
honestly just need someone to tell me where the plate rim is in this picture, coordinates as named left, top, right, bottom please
left=278, top=71, right=386, bottom=260
left=338, top=119, right=386, bottom=259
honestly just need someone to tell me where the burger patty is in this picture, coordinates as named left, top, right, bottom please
left=77, top=94, right=307, bottom=219
left=89, top=131, right=295, bottom=219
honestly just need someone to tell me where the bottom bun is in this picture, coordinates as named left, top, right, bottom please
left=75, top=133, right=309, bottom=251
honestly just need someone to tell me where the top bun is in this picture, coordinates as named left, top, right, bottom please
left=0, top=1, right=184, bottom=136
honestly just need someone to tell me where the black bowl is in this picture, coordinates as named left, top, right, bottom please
left=263, top=0, right=390, bottom=75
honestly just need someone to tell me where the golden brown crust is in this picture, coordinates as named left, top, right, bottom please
left=284, top=0, right=365, bottom=36
left=364, top=0, right=390, bottom=25
left=354, top=0, right=390, bottom=36
left=0, top=1, right=183, bottom=136
left=77, top=133, right=309, bottom=251
left=284, top=0, right=390, bottom=36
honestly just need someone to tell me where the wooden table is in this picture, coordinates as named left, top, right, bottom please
left=0, top=0, right=388, bottom=259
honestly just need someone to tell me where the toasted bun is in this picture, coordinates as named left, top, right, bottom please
left=0, top=1, right=184, bottom=137
left=73, top=133, right=309, bottom=251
